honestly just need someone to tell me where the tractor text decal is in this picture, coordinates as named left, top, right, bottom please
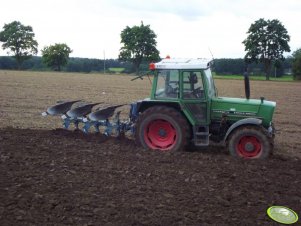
left=212, top=110, right=256, bottom=116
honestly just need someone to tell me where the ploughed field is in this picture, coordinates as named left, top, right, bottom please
left=0, top=70, right=300, bottom=225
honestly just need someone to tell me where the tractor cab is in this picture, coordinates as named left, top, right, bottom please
left=148, top=58, right=217, bottom=131
left=150, top=58, right=216, bottom=101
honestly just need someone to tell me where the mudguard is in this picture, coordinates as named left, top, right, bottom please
left=223, top=118, right=262, bottom=143
left=136, top=100, right=182, bottom=114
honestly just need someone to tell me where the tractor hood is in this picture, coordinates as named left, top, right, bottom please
left=211, top=97, right=276, bottom=127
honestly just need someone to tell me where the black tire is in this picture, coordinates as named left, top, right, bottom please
left=228, top=126, right=272, bottom=159
left=135, top=106, right=190, bottom=152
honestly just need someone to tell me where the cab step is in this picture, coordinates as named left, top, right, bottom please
left=193, top=125, right=209, bottom=146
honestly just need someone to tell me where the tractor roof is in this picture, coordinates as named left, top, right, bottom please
left=153, top=58, right=212, bottom=70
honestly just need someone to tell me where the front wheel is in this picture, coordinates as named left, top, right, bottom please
left=228, top=126, right=273, bottom=159
left=135, top=106, right=190, bottom=152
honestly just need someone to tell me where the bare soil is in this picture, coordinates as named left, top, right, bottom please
left=0, top=71, right=301, bottom=225
left=1, top=127, right=300, bottom=225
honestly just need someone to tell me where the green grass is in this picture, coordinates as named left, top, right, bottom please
left=108, top=67, right=125, bottom=73
left=213, top=74, right=294, bottom=82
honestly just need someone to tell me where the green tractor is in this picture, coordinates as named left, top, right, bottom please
left=42, top=57, right=276, bottom=159
left=133, top=57, right=276, bottom=159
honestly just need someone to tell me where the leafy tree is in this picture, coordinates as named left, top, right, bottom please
left=292, top=48, right=301, bottom=80
left=41, top=43, right=72, bottom=71
left=243, top=18, right=290, bottom=80
left=0, top=21, right=38, bottom=69
left=119, top=22, right=160, bottom=74
left=214, top=58, right=245, bottom=75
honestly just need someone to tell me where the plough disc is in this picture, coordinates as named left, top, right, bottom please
left=88, top=104, right=124, bottom=121
left=66, top=103, right=101, bottom=119
left=42, top=100, right=81, bottom=116
left=42, top=101, right=136, bottom=137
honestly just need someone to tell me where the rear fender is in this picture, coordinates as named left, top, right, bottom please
left=130, top=100, right=183, bottom=122
left=138, top=101, right=182, bottom=114
left=223, top=118, right=262, bottom=143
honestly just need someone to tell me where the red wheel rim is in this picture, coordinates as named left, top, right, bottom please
left=236, top=135, right=262, bottom=158
left=144, top=119, right=177, bottom=151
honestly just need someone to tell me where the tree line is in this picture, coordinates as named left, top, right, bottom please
left=213, top=58, right=293, bottom=77
left=0, top=56, right=131, bottom=73
left=0, top=55, right=293, bottom=76
left=0, top=19, right=301, bottom=79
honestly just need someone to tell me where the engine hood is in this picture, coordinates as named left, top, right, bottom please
left=211, top=97, right=276, bottom=127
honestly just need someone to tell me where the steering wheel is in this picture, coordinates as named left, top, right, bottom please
left=193, top=87, right=203, bottom=98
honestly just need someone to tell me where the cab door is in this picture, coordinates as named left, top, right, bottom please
left=180, top=70, right=209, bottom=126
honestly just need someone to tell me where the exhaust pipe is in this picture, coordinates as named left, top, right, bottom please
left=244, top=67, right=250, bottom=99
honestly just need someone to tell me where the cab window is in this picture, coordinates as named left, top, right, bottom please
left=182, top=71, right=205, bottom=99
left=155, top=70, right=179, bottom=98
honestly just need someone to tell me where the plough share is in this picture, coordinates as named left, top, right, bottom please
left=42, top=100, right=138, bottom=136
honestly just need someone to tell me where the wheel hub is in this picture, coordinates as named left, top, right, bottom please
left=158, top=128, right=167, bottom=137
left=244, top=142, right=255, bottom=152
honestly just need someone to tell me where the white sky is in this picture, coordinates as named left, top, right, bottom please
left=0, top=0, right=300, bottom=59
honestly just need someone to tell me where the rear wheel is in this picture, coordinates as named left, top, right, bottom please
left=135, top=106, right=190, bottom=152
left=228, top=126, right=272, bottom=159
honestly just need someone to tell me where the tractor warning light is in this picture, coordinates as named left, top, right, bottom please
left=149, top=62, right=156, bottom=70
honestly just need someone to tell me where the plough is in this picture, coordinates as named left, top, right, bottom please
left=42, top=100, right=138, bottom=136
left=42, top=57, right=276, bottom=159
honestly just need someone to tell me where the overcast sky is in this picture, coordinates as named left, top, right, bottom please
left=0, top=0, right=300, bottom=59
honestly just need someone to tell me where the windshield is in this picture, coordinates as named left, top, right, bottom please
left=155, top=70, right=179, bottom=98
left=204, top=69, right=217, bottom=97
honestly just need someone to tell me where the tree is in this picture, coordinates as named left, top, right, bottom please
left=243, top=18, right=290, bottom=80
left=41, top=43, right=72, bottom=71
left=119, top=22, right=160, bottom=74
left=214, top=58, right=245, bottom=75
left=0, top=21, right=38, bottom=69
left=292, top=48, right=301, bottom=80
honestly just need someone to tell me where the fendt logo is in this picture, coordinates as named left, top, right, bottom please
left=213, top=109, right=256, bottom=116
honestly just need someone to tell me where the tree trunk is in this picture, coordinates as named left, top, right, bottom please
left=134, top=57, right=143, bottom=75
left=134, top=63, right=139, bottom=75
left=16, top=60, right=21, bottom=70
left=15, top=55, right=22, bottom=70
left=264, top=59, right=271, bottom=80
